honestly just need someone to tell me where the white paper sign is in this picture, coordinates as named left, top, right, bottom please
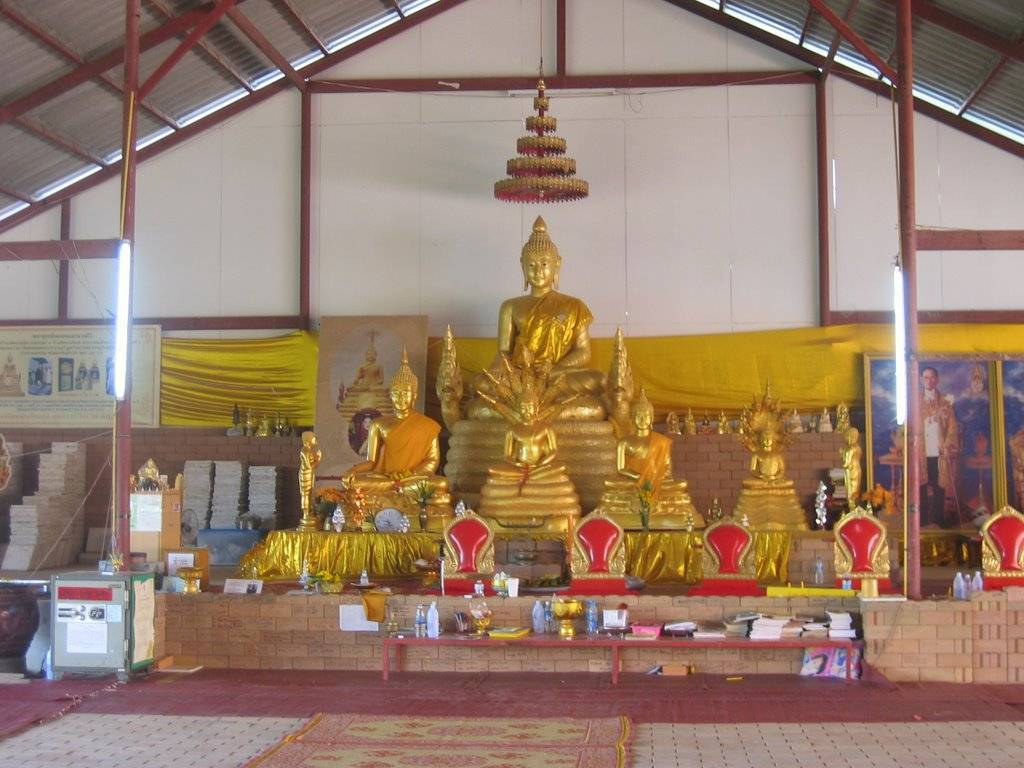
left=66, top=621, right=107, bottom=654
left=340, top=604, right=378, bottom=632
left=130, top=494, right=162, bottom=532
left=166, top=552, right=195, bottom=576
left=223, top=579, right=263, bottom=594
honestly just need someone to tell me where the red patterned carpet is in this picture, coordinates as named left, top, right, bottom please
left=2, top=669, right=1019, bottom=733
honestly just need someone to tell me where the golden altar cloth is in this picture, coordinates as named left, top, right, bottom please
left=239, top=529, right=791, bottom=585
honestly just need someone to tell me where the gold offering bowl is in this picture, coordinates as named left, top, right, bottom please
left=177, top=566, right=202, bottom=594
left=472, top=612, right=493, bottom=636
left=552, top=598, right=583, bottom=639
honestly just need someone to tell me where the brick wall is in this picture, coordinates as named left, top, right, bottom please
left=158, top=592, right=859, bottom=674
left=860, top=588, right=1024, bottom=683
left=0, top=428, right=303, bottom=533
left=672, top=433, right=844, bottom=516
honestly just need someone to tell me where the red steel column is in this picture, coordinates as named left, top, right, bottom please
left=58, top=200, right=70, bottom=321
left=300, top=89, right=311, bottom=328
left=897, top=0, right=921, bottom=599
left=815, top=74, right=831, bottom=326
left=115, top=0, right=140, bottom=567
left=556, top=0, right=566, bottom=77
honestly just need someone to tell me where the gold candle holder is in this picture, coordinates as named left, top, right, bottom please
left=177, top=566, right=202, bottom=594
left=551, top=598, right=582, bottom=639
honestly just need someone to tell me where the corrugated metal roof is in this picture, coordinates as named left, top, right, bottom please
left=1, top=0, right=1024, bottom=222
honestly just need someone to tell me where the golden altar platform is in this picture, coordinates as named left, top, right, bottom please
left=239, top=529, right=792, bottom=585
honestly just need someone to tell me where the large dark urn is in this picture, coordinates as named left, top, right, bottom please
left=0, top=584, right=40, bottom=672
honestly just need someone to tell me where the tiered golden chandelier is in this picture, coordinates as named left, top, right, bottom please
left=494, top=79, right=589, bottom=203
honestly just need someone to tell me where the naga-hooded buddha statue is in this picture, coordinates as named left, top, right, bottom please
left=444, top=216, right=618, bottom=510
left=600, top=388, right=702, bottom=529
left=343, top=349, right=452, bottom=529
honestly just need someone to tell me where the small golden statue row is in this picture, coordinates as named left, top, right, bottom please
left=230, top=405, right=292, bottom=438
left=664, top=409, right=731, bottom=436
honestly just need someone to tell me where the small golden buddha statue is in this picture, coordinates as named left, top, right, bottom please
left=733, top=384, right=808, bottom=530
left=477, top=355, right=581, bottom=533
left=255, top=415, right=272, bottom=437
left=684, top=409, right=697, bottom=436
left=841, top=426, right=863, bottom=508
left=665, top=411, right=682, bottom=436
left=297, top=431, right=322, bottom=531
left=599, top=388, right=702, bottom=530
left=133, top=458, right=166, bottom=492
left=819, top=407, right=833, bottom=433
left=717, top=411, right=731, bottom=434
left=244, top=408, right=256, bottom=437
left=343, top=349, right=452, bottom=527
left=470, top=216, right=606, bottom=420
left=836, top=402, right=851, bottom=433
left=604, top=327, right=635, bottom=439
left=0, top=354, right=24, bottom=397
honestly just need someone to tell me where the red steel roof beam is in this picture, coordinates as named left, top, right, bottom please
left=806, top=0, right=896, bottom=81
left=13, top=116, right=106, bottom=167
left=0, top=183, right=33, bottom=204
left=139, top=0, right=239, bottom=100
left=917, top=228, right=1024, bottom=250
left=225, top=6, right=306, bottom=91
left=276, top=0, right=329, bottom=55
left=957, top=56, right=1009, bottom=117
left=147, top=0, right=255, bottom=92
left=821, top=0, right=860, bottom=78
left=884, top=0, right=1024, bottom=64
left=0, top=3, right=228, bottom=126
left=0, top=239, right=121, bottom=261
left=797, top=6, right=816, bottom=47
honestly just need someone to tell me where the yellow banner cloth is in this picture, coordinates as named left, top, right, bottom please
left=373, top=412, right=441, bottom=474
left=239, top=529, right=790, bottom=584
left=361, top=591, right=388, bottom=623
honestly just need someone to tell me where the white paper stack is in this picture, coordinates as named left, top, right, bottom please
left=247, top=466, right=280, bottom=529
left=2, top=442, right=86, bottom=570
left=827, top=611, right=857, bottom=638
left=183, top=460, right=214, bottom=526
left=749, top=615, right=790, bottom=640
left=0, top=441, right=23, bottom=544
left=209, top=460, right=246, bottom=528
left=801, top=617, right=830, bottom=639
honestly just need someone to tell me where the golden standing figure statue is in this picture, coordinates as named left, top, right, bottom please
left=733, top=384, right=809, bottom=530
left=841, top=426, right=863, bottom=508
left=665, top=411, right=681, bottom=436
left=436, top=324, right=464, bottom=431
left=297, top=431, right=322, bottom=531
left=476, top=354, right=581, bottom=532
left=684, top=409, right=697, bottom=436
left=600, top=388, right=702, bottom=529
left=835, top=402, right=851, bottom=433
left=343, top=349, right=452, bottom=527
left=605, top=327, right=635, bottom=439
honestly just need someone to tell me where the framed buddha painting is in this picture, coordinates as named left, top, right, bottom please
left=999, top=360, right=1024, bottom=510
left=864, top=355, right=1003, bottom=531
left=314, top=315, right=428, bottom=478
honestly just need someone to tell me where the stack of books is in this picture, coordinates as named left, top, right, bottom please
left=749, top=615, right=790, bottom=640
left=183, top=460, right=214, bottom=526
left=664, top=620, right=697, bottom=636
left=724, top=611, right=759, bottom=637
left=0, top=440, right=22, bottom=544
left=780, top=619, right=805, bottom=638
left=827, top=611, right=857, bottom=639
left=800, top=617, right=829, bottom=638
left=210, top=461, right=247, bottom=528
left=247, top=466, right=280, bottom=529
left=693, top=621, right=727, bottom=639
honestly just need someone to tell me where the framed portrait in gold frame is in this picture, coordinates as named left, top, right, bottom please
left=864, top=354, right=1004, bottom=533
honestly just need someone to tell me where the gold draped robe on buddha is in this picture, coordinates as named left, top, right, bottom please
left=513, top=292, right=593, bottom=365
left=371, top=412, right=441, bottom=475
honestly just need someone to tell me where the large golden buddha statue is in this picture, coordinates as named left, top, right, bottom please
left=600, top=388, right=702, bottom=529
left=476, top=355, right=581, bottom=533
left=733, top=384, right=808, bottom=530
left=470, top=216, right=605, bottom=420
left=343, top=349, right=452, bottom=529
left=445, top=218, right=617, bottom=509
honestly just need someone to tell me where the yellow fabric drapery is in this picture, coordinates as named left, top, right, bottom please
left=157, top=323, right=1024, bottom=425
left=239, top=529, right=790, bottom=584
left=160, top=331, right=317, bottom=426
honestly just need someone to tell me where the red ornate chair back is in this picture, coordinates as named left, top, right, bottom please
left=576, top=516, right=621, bottom=573
left=446, top=516, right=491, bottom=574
left=987, top=513, right=1024, bottom=572
left=839, top=517, right=883, bottom=573
left=705, top=522, right=751, bottom=575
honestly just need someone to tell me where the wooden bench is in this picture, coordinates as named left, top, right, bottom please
left=381, top=635, right=859, bottom=683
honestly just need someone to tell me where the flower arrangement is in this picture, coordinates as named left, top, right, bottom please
left=407, top=480, right=437, bottom=531
left=635, top=480, right=654, bottom=531
left=307, top=569, right=343, bottom=593
left=315, top=486, right=345, bottom=517
left=856, top=484, right=894, bottom=516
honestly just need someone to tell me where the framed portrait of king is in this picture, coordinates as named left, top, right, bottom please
left=865, top=355, right=1003, bottom=531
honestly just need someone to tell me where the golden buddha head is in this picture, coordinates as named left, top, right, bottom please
left=390, top=348, right=418, bottom=410
left=302, top=430, right=317, bottom=448
left=845, top=426, right=860, bottom=445
left=516, top=387, right=541, bottom=424
left=521, top=216, right=561, bottom=291
left=632, top=387, right=654, bottom=431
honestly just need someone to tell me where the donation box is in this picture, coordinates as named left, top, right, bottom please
left=50, top=571, right=156, bottom=680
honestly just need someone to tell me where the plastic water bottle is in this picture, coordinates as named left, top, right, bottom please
left=953, top=572, right=966, bottom=600
left=543, top=600, right=553, bottom=633
left=426, top=602, right=440, bottom=639
left=813, top=556, right=825, bottom=586
left=971, top=571, right=984, bottom=594
left=473, top=579, right=485, bottom=597
left=414, top=605, right=427, bottom=637
left=585, top=600, right=599, bottom=636
left=532, top=600, right=546, bottom=634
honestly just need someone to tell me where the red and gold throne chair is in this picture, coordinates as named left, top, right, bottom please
left=568, top=509, right=629, bottom=595
left=833, top=506, right=890, bottom=595
left=690, top=517, right=763, bottom=596
left=442, top=509, right=495, bottom=595
left=980, top=506, right=1024, bottom=589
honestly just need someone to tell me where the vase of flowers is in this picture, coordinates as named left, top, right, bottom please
left=635, top=481, right=654, bottom=532
left=407, top=480, right=436, bottom=532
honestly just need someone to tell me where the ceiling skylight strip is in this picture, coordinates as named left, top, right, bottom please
left=34, top=165, right=102, bottom=201
left=0, top=201, right=30, bottom=222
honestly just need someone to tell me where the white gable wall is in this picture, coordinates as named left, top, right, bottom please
left=1, top=0, right=1021, bottom=332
